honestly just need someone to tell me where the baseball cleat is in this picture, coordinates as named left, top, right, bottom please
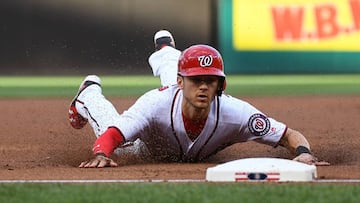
left=68, top=75, right=101, bottom=129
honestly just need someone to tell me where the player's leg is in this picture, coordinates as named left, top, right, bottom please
left=69, top=75, right=120, bottom=137
left=69, top=75, right=147, bottom=155
left=68, top=75, right=101, bottom=129
left=78, top=84, right=148, bottom=157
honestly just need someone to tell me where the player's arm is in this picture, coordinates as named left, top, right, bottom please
left=79, top=127, right=124, bottom=168
left=278, top=128, right=330, bottom=166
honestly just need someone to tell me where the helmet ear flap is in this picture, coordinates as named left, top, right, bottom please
left=217, top=77, right=226, bottom=96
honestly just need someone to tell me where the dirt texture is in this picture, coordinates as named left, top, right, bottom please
left=0, top=96, right=359, bottom=180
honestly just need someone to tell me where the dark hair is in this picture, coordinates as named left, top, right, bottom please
left=155, top=37, right=173, bottom=50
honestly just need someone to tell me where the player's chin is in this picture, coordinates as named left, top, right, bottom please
left=194, top=101, right=210, bottom=109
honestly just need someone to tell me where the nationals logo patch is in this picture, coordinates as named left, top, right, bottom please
left=248, top=113, right=270, bottom=136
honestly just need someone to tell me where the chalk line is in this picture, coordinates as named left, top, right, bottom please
left=0, top=179, right=360, bottom=183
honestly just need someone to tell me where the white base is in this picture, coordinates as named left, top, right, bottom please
left=206, top=158, right=317, bottom=182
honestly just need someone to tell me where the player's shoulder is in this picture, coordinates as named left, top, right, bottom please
left=149, top=46, right=180, bottom=59
left=219, top=93, right=255, bottom=111
left=218, top=94, right=260, bottom=124
left=156, top=85, right=179, bottom=96
left=141, top=85, right=179, bottom=101
left=162, top=46, right=181, bottom=54
left=219, top=93, right=244, bottom=104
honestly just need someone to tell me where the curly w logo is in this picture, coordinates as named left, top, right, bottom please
left=198, top=55, right=213, bottom=67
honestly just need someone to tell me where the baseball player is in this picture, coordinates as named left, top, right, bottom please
left=148, top=30, right=181, bottom=86
left=68, top=44, right=329, bottom=168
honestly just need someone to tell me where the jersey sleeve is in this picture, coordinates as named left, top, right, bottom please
left=221, top=95, right=287, bottom=147
left=114, top=87, right=172, bottom=142
left=148, top=52, right=161, bottom=76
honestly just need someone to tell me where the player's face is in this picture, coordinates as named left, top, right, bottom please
left=178, top=75, right=219, bottom=109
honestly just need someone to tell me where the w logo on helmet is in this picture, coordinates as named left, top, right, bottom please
left=198, top=55, right=213, bottom=67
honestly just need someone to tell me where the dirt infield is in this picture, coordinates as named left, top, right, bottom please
left=0, top=95, right=359, bottom=180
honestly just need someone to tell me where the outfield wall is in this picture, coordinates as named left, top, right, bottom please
left=218, top=0, right=360, bottom=74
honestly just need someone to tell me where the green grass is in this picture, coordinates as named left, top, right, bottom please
left=0, top=76, right=160, bottom=98
left=0, top=74, right=360, bottom=98
left=0, top=183, right=359, bottom=203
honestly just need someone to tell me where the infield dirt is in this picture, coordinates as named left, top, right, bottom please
left=0, top=96, right=359, bottom=180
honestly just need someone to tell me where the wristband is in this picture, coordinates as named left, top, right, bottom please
left=295, top=146, right=311, bottom=156
left=92, top=127, right=124, bottom=157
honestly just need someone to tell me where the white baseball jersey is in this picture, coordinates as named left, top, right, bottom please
left=109, top=86, right=288, bottom=162
left=148, top=46, right=181, bottom=86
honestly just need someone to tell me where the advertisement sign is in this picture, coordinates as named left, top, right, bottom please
left=219, top=0, right=360, bottom=73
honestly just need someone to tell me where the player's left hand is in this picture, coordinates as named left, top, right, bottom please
left=79, top=154, right=118, bottom=168
left=293, top=153, right=330, bottom=166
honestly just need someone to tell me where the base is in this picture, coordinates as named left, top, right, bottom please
left=206, top=158, right=317, bottom=182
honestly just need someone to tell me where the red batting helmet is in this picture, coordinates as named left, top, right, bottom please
left=178, top=44, right=226, bottom=95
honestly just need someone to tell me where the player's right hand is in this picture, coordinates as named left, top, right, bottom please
left=79, top=154, right=118, bottom=168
